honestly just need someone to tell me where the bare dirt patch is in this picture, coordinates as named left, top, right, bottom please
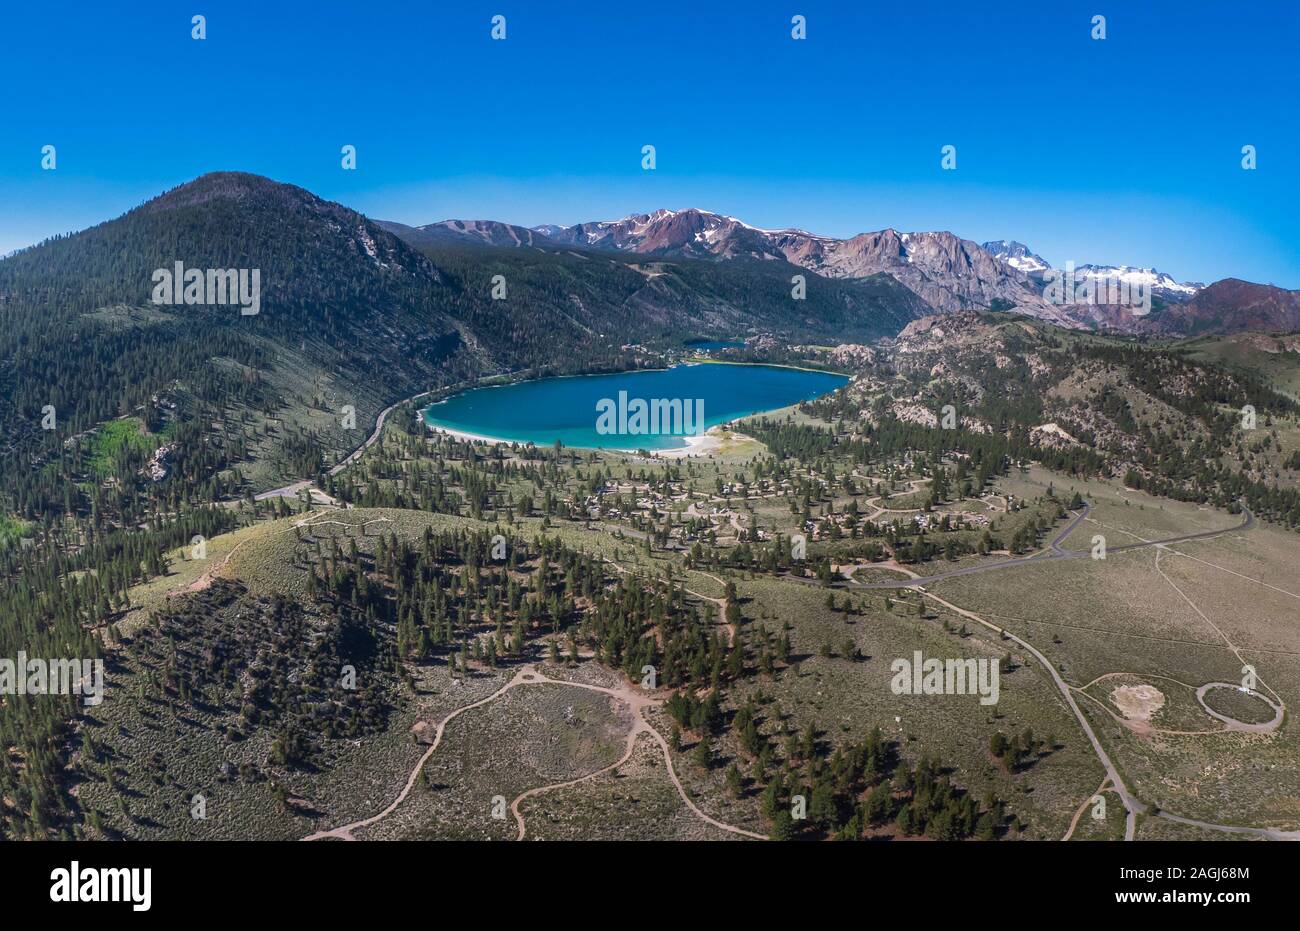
left=1111, top=684, right=1165, bottom=724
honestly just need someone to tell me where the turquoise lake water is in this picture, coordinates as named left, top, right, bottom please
left=422, top=363, right=850, bottom=451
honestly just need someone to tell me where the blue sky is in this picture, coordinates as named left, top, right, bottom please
left=2, top=1, right=1296, bottom=285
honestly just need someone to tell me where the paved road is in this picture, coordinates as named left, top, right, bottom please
left=831, top=501, right=1272, bottom=840
left=1049, top=503, right=1091, bottom=553
left=840, top=505, right=1254, bottom=591
left=920, top=589, right=1146, bottom=840
left=254, top=390, right=432, bottom=502
left=253, top=375, right=519, bottom=502
left=1151, top=810, right=1300, bottom=842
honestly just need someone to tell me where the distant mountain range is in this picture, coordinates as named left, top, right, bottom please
left=980, top=240, right=1051, bottom=275
left=981, top=239, right=1203, bottom=302
left=376, top=218, right=549, bottom=249
left=1, top=171, right=1297, bottom=498
left=527, top=208, right=1069, bottom=323
left=0, top=173, right=931, bottom=453
left=391, top=205, right=1296, bottom=336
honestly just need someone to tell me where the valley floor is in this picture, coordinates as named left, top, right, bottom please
left=77, top=419, right=1300, bottom=841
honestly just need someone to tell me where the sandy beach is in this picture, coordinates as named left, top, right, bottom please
left=653, top=426, right=727, bottom=458
left=426, top=423, right=729, bottom=458
left=427, top=425, right=512, bottom=445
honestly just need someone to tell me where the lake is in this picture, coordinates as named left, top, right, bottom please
left=422, top=363, right=850, bottom=451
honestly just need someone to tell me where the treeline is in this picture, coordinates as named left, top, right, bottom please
left=0, top=503, right=237, bottom=839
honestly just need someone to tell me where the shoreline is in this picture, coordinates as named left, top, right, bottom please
left=419, top=359, right=847, bottom=459
left=418, top=359, right=849, bottom=422
left=687, top=356, right=852, bottom=377
left=426, top=422, right=730, bottom=459
left=655, top=426, right=727, bottom=458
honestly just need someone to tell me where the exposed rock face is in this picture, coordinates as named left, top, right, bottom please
left=144, top=443, right=176, bottom=482
left=825, top=343, right=877, bottom=367
left=1030, top=423, right=1081, bottom=448
left=375, top=219, right=548, bottom=248
left=392, top=202, right=1296, bottom=338
left=542, top=209, right=1070, bottom=323
left=981, top=240, right=1050, bottom=275
left=790, top=229, right=1046, bottom=317
left=898, top=311, right=980, bottom=341
left=546, top=209, right=784, bottom=259
left=1159, top=278, right=1300, bottom=335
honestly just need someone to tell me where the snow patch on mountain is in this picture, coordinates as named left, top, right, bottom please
left=1072, top=264, right=1203, bottom=298
left=981, top=240, right=1050, bottom=275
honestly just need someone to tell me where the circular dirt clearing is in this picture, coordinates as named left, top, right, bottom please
left=1195, top=683, right=1283, bottom=733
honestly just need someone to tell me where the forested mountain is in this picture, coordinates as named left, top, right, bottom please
left=403, top=207, right=1297, bottom=338
left=1162, top=279, right=1300, bottom=336
left=0, top=172, right=468, bottom=463
left=825, top=312, right=1300, bottom=528
left=406, top=242, right=931, bottom=352
left=0, top=173, right=929, bottom=505
left=376, top=218, right=550, bottom=248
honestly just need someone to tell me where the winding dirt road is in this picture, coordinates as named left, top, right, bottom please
left=301, top=663, right=766, bottom=842
left=825, top=501, right=1288, bottom=842
left=915, top=587, right=1145, bottom=840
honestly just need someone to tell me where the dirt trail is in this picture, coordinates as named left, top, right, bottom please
left=824, top=505, right=1255, bottom=592
left=603, top=556, right=736, bottom=647
left=1194, top=682, right=1284, bottom=733
left=1062, top=777, right=1112, bottom=841
left=169, top=512, right=386, bottom=596
left=689, top=569, right=736, bottom=646
left=920, top=526, right=1293, bottom=841
left=918, top=588, right=1144, bottom=841
left=1069, top=671, right=1283, bottom=737
left=301, top=668, right=527, bottom=841
left=834, top=559, right=920, bottom=581
left=511, top=720, right=645, bottom=840
left=302, top=663, right=766, bottom=842
left=1153, top=545, right=1285, bottom=711
left=859, top=477, right=931, bottom=522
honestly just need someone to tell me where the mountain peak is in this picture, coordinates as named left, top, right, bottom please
left=378, top=218, right=548, bottom=248
left=982, top=239, right=1051, bottom=275
left=142, top=172, right=312, bottom=212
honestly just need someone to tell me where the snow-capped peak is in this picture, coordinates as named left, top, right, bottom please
left=982, top=240, right=1202, bottom=298
left=1070, top=264, right=1203, bottom=297
left=982, top=240, right=1051, bottom=274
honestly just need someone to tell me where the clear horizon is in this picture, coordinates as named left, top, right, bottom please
left=2, top=1, right=1297, bottom=286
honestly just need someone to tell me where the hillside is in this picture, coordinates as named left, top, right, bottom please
left=430, top=207, right=1296, bottom=338
left=3, top=176, right=1298, bottom=848
left=404, top=242, right=932, bottom=350
left=1178, top=331, right=1300, bottom=402
left=0, top=174, right=929, bottom=509
left=813, top=312, right=1300, bottom=527
left=1161, top=279, right=1300, bottom=336
left=0, top=172, right=479, bottom=495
